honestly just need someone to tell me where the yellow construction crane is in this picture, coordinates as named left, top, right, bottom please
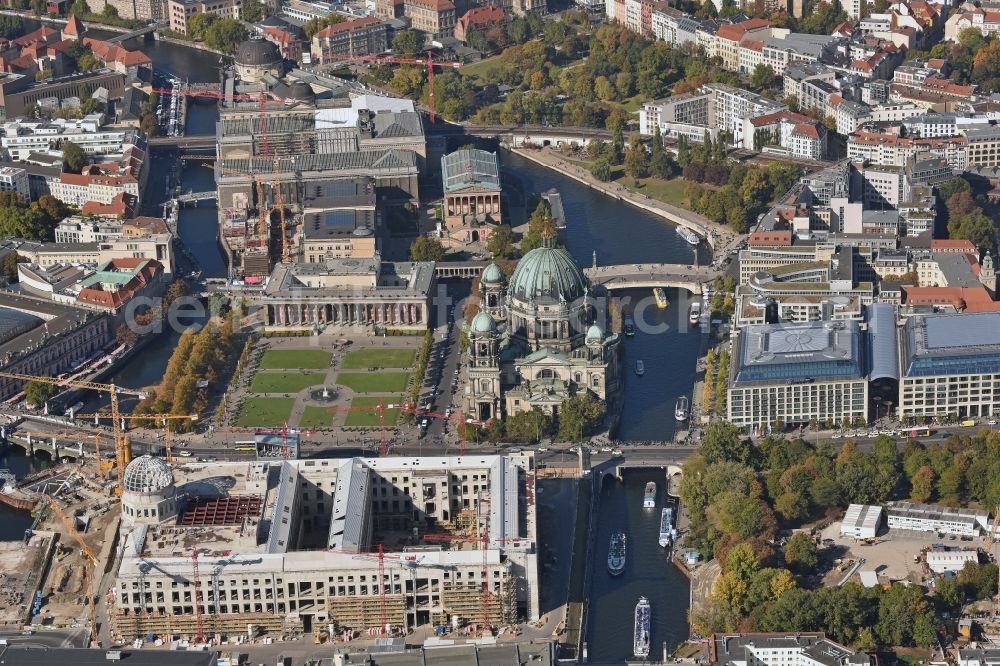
left=16, top=430, right=113, bottom=478
left=75, top=413, right=197, bottom=462
left=0, top=371, right=148, bottom=492
left=44, top=494, right=100, bottom=646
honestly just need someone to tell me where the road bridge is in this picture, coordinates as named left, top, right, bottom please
left=583, top=263, right=716, bottom=294
left=149, top=135, right=215, bottom=148
left=176, top=190, right=216, bottom=204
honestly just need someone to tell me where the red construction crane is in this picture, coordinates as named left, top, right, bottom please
left=191, top=550, right=206, bottom=644
left=399, top=404, right=487, bottom=455
left=422, top=529, right=523, bottom=633
left=352, top=544, right=393, bottom=635
left=319, top=52, right=462, bottom=123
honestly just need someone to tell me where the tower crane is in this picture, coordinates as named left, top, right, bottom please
left=0, top=371, right=149, bottom=493
left=13, top=430, right=112, bottom=478
left=191, top=549, right=206, bottom=644
left=75, top=413, right=198, bottom=462
left=422, top=529, right=523, bottom=633
left=319, top=52, right=463, bottom=123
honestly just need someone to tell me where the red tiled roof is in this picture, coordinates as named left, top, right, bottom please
left=902, top=286, right=1000, bottom=312
left=78, top=258, right=162, bottom=309
left=63, top=14, right=85, bottom=36
left=931, top=239, right=978, bottom=252
left=456, top=4, right=505, bottom=31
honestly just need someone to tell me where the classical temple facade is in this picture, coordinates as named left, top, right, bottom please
left=258, top=256, right=435, bottom=330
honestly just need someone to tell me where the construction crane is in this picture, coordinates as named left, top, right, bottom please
left=0, top=372, right=148, bottom=492
left=353, top=544, right=391, bottom=635
left=191, top=549, right=206, bottom=644
left=75, top=413, right=198, bottom=462
left=320, top=52, right=463, bottom=123
left=44, top=494, right=100, bottom=645
left=15, top=430, right=112, bottom=478
left=422, top=529, right=522, bottom=633
left=400, top=404, right=486, bottom=455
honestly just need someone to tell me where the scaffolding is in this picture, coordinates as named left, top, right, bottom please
left=112, top=610, right=301, bottom=639
left=327, top=593, right=406, bottom=631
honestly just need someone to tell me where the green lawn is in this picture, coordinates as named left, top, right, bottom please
left=236, top=397, right=294, bottom=427
left=259, top=349, right=331, bottom=369
left=341, top=348, right=416, bottom=369
left=461, top=55, right=505, bottom=84
left=299, top=405, right=336, bottom=429
left=344, top=396, right=403, bottom=427
left=614, top=176, right=692, bottom=208
left=250, top=372, right=328, bottom=393
left=336, top=372, right=411, bottom=393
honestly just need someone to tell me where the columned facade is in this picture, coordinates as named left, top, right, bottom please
left=266, top=300, right=428, bottom=327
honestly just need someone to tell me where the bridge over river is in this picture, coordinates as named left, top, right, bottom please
left=583, top=263, right=717, bottom=294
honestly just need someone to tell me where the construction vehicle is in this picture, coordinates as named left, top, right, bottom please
left=0, top=372, right=148, bottom=493
left=74, top=413, right=198, bottom=462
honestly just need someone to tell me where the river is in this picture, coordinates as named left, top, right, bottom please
left=586, top=469, right=690, bottom=663
left=0, top=36, right=697, bottom=653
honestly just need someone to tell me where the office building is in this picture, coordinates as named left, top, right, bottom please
left=899, top=312, right=1000, bottom=418
left=727, top=320, right=869, bottom=427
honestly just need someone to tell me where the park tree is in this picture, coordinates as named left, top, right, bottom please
left=2, top=251, right=22, bottom=281
left=521, top=201, right=557, bottom=252
left=623, top=134, right=650, bottom=180
left=910, top=465, right=936, bottom=502
left=204, top=18, right=247, bottom=54
left=392, top=29, right=421, bottom=54
left=505, top=408, right=550, bottom=443
left=556, top=392, right=603, bottom=441
left=783, top=533, right=819, bottom=572
left=61, top=141, right=87, bottom=172
left=948, top=210, right=997, bottom=255
left=751, top=63, right=775, bottom=88
left=701, top=420, right=753, bottom=465
left=590, top=159, right=612, bottom=182
left=486, top=224, right=515, bottom=259
left=239, top=0, right=267, bottom=22
left=24, top=380, right=57, bottom=408
left=187, top=12, right=219, bottom=39
left=958, top=561, right=999, bottom=600
left=409, top=236, right=446, bottom=262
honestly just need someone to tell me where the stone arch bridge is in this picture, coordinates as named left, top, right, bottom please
left=583, top=264, right=717, bottom=294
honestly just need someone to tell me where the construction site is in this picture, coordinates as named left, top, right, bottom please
left=212, top=93, right=424, bottom=278
left=108, top=452, right=538, bottom=645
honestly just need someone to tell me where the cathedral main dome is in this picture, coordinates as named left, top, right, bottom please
left=508, top=244, right=587, bottom=303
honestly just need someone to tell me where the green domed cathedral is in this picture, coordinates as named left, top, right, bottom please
left=464, top=238, right=622, bottom=423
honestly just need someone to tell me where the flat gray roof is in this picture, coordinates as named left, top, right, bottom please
left=733, top=320, right=865, bottom=386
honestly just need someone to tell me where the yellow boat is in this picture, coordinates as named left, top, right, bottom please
left=653, top=288, right=668, bottom=309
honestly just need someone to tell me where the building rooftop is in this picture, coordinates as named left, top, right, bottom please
left=441, top=149, right=501, bottom=193
left=712, top=634, right=870, bottom=666
left=902, top=312, right=1000, bottom=377
left=733, top=320, right=865, bottom=386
